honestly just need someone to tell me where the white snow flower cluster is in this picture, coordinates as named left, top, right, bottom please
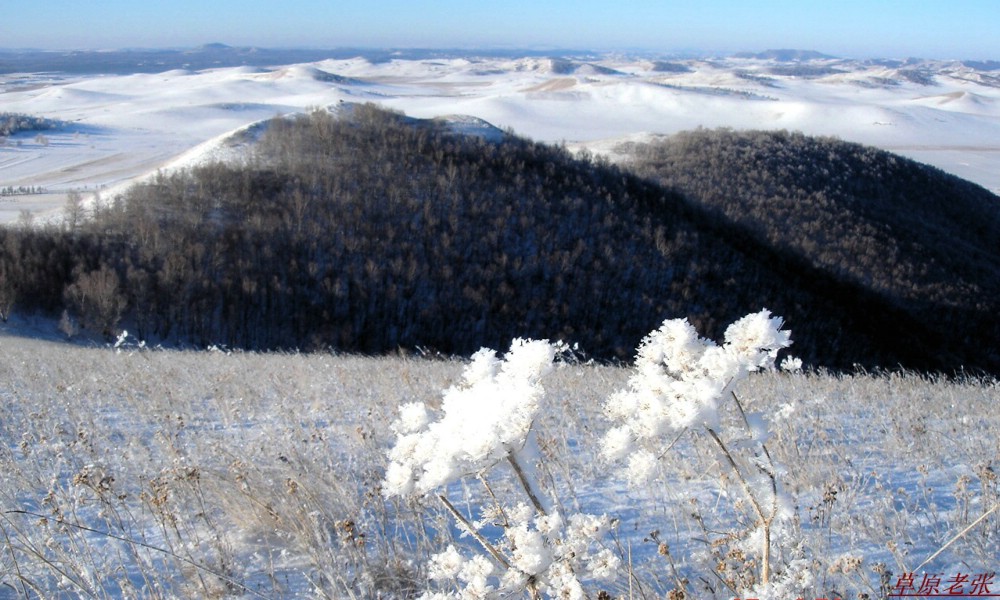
left=423, top=503, right=619, bottom=600
left=601, top=310, right=791, bottom=482
left=779, top=354, right=803, bottom=372
left=425, top=545, right=496, bottom=599
left=384, top=338, right=556, bottom=497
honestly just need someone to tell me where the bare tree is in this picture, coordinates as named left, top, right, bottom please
left=0, top=260, right=17, bottom=322
left=63, top=190, right=86, bottom=232
left=64, top=266, right=127, bottom=338
left=16, top=209, right=35, bottom=229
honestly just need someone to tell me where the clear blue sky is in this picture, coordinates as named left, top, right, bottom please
left=4, top=0, right=999, bottom=59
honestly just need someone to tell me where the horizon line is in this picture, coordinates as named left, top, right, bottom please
left=2, top=43, right=998, bottom=63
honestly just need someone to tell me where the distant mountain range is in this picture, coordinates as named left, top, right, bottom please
left=2, top=44, right=998, bottom=76
left=0, top=45, right=600, bottom=75
left=733, top=49, right=837, bottom=61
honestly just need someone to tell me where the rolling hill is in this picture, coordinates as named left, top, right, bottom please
left=622, top=128, right=1000, bottom=373
left=2, top=105, right=996, bottom=374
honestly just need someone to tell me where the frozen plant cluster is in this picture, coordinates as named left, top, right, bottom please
left=601, top=309, right=791, bottom=483
left=386, top=312, right=802, bottom=598
left=424, top=504, right=620, bottom=600
left=384, top=338, right=555, bottom=497
left=384, top=338, right=620, bottom=599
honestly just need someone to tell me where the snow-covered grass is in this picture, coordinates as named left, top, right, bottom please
left=1, top=331, right=997, bottom=598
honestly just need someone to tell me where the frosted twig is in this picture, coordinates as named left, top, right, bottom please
left=478, top=474, right=510, bottom=528
left=731, top=390, right=777, bottom=477
left=437, top=494, right=511, bottom=570
left=507, top=451, right=547, bottom=516
left=914, top=502, right=1000, bottom=573
left=0, top=515, right=30, bottom=598
left=706, top=427, right=774, bottom=585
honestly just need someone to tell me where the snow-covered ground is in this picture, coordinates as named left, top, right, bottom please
left=0, top=332, right=997, bottom=598
left=2, top=54, right=1000, bottom=224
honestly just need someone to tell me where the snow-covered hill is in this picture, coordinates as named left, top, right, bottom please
left=2, top=52, right=999, bottom=223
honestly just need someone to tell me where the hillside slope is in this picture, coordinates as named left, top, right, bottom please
left=1, top=107, right=996, bottom=374
left=622, top=129, right=1000, bottom=372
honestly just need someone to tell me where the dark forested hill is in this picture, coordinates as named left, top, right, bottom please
left=1, top=107, right=997, bottom=374
left=623, top=129, right=1000, bottom=373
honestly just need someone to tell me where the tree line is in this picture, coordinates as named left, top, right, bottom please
left=1, top=186, right=46, bottom=197
left=0, top=113, right=60, bottom=137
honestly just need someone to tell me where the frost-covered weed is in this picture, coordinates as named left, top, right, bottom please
left=384, top=339, right=620, bottom=599
left=423, top=505, right=620, bottom=600
left=386, top=312, right=801, bottom=598
left=384, top=339, right=555, bottom=497
left=601, top=310, right=797, bottom=595
left=601, top=310, right=790, bottom=479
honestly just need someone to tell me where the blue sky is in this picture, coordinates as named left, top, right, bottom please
left=4, top=0, right=999, bottom=59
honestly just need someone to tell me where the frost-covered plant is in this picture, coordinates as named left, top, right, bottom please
left=602, top=311, right=790, bottom=469
left=602, top=310, right=795, bottom=593
left=423, top=505, right=620, bottom=600
left=384, top=339, right=619, bottom=599
left=384, top=338, right=556, bottom=499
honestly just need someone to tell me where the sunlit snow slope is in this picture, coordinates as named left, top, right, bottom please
left=2, top=54, right=999, bottom=223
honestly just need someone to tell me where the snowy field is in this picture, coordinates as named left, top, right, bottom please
left=0, top=332, right=997, bottom=598
left=3, top=51, right=1000, bottom=598
left=2, top=54, right=1000, bottom=224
